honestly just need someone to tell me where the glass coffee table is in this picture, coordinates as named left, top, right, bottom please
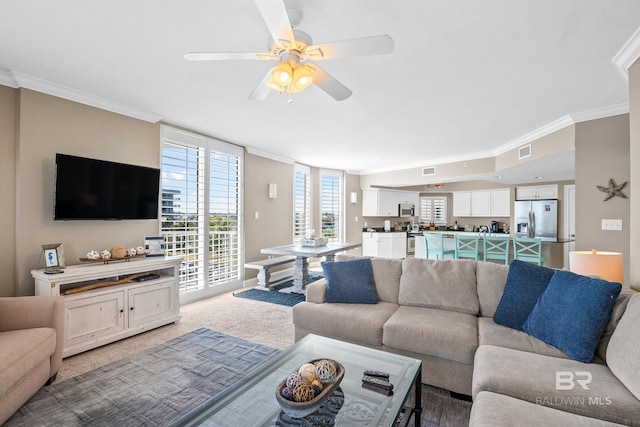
left=172, top=334, right=422, bottom=426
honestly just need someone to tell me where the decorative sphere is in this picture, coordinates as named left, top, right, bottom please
left=100, top=250, right=112, bottom=259
left=298, top=363, right=317, bottom=383
left=281, top=386, right=294, bottom=401
left=286, top=371, right=305, bottom=389
left=311, top=379, right=323, bottom=396
left=136, top=245, right=146, bottom=255
left=126, top=247, right=137, bottom=257
left=86, top=250, right=100, bottom=260
left=315, top=359, right=337, bottom=383
left=292, top=383, right=315, bottom=402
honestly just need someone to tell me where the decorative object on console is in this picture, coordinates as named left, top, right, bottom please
left=276, top=359, right=344, bottom=418
left=300, top=237, right=328, bottom=247
left=41, top=243, right=65, bottom=271
left=145, top=236, right=165, bottom=257
left=569, top=249, right=624, bottom=283
left=111, top=245, right=126, bottom=258
left=597, top=178, right=628, bottom=201
left=86, top=250, right=100, bottom=260
left=100, top=250, right=111, bottom=259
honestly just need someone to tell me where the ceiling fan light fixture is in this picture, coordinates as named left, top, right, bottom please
left=292, top=64, right=313, bottom=91
left=271, top=62, right=293, bottom=85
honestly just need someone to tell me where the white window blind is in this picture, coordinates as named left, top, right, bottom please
left=161, top=126, right=243, bottom=299
left=320, top=170, right=343, bottom=243
left=420, top=196, right=447, bottom=225
left=294, top=164, right=311, bottom=243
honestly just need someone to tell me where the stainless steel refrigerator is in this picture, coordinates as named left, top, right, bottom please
left=514, top=200, right=558, bottom=241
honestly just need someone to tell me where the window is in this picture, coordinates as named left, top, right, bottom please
left=294, top=164, right=311, bottom=243
left=420, top=196, right=447, bottom=225
left=160, top=126, right=243, bottom=302
left=320, top=169, right=343, bottom=243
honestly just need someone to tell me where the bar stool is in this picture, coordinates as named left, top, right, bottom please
left=483, top=235, right=510, bottom=265
left=513, top=236, right=546, bottom=266
left=424, top=234, right=456, bottom=260
left=455, top=234, right=480, bottom=260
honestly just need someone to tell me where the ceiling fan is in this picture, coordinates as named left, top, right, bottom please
left=184, top=0, right=394, bottom=101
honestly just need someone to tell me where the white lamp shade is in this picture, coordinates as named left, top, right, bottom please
left=569, top=250, right=624, bottom=283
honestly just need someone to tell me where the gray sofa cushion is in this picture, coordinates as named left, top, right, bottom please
left=398, top=258, right=479, bottom=315
left=475, top=261, right=509, bottom=318
left=477, top=317, right=570, bottom=360
left=383, top=306, right=478, bottom=364
left=607, top=293, right=640, bottom=400
left=473, top=345, right=640, bottom=426
left=595, top=289, right=634, bottom=362
left=471, top=391, right=628, bottom=427
left=292, top=301, right=399, bottom=347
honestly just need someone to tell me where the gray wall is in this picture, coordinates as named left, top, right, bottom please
left=0, top=85, right=17, bottom=296
left=575, top=114, right=630, bottom=284
left=629, top=59, right=640, bottom=288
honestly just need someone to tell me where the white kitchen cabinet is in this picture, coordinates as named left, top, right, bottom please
left=453, top=192, right=472, bottom=217
left=454, top=189, right=510, bottom=217
left=490, top=188, right=511, bottom=217
left=362, top=189, right=419, bottom=217
left=516, top=184, right=558, bottom=200
left=32, top=256, right=182, bottom=358
left=471, top=191, right=491, bottom=216
left=362, top=232, right=407, bottom=258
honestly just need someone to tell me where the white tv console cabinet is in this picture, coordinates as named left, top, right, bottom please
left=32, top=256, right=182, bottom=358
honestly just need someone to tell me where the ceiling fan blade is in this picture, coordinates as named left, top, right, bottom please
left=248, top=69, right=274, bottom=101
left=307, top=64, right=352, bottom=101
left=184, top=52, right=276, bottom=61
left=304, top=35, right=395, bottom=60
left=254, top=0, right=296, bottom=48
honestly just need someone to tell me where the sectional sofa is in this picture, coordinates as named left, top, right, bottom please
left=292, top=255, right=640, bottom=425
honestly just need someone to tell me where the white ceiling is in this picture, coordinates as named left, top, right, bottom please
left=1, top=1, right=639, bottom=184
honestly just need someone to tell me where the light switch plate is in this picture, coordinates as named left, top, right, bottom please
left=601, top=219, right=622, bottom=231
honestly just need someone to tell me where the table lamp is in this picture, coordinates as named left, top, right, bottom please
left=569, top=249, right=624, bottom=283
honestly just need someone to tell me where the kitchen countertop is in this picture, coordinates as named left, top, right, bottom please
left=423, top=230, right=575, bottom=244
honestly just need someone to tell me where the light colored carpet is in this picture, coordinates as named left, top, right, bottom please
left=56, top=289, right=294, bottom=383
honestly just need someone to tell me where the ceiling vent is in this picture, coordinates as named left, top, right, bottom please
left=422, top=166, right=437, bottom=176
left=519, top=144, right=531, bottom=160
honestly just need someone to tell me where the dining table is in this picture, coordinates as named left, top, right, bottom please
left=261, top=242, right=361, bottom=291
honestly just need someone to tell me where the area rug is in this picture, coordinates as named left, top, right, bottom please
left=5, top=328, right=280, bottom=427
left=233, top=275, right=322, bottom=307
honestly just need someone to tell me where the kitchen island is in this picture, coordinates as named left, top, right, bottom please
left=416, top=231, right=573, bottom=269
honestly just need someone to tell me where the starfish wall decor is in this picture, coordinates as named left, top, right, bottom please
left=596, top=178, right=628, bottom=201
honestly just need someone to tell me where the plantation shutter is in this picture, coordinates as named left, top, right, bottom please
left=419, top=196, right=447, bottom=225
left=320, top=169, right=343, bottom=243
left=294, top=164, right=311, bottom=243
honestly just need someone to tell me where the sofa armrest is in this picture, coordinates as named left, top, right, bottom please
left=306, top=279, right=327, bottom=303
left=0, top=296, right=65, bottom=379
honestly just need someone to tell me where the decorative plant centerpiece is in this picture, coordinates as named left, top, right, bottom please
left=275, top=359, right=344, bottom=418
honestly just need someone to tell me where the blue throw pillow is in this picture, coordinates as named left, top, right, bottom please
left=493, top=260, right=556, bottom=331
left=322, top=258, right=378, bottom=304
left=523, top=270, right=622, bottom=362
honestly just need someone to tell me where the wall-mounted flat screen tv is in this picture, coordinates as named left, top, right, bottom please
left=54, top=153, right=160, bottom=220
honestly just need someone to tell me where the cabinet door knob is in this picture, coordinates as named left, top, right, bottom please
left=130, top=307, right=134, bottom=311
left=120, top=309, right=124, bottom=313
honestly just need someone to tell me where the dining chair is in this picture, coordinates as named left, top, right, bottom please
left=424, top=234, right=456, bottom=260
left=455, top=234, right=480, bottom=260
left=513, top=236, right=546, bottom=266
left=483, top=235, right=510, bottom=264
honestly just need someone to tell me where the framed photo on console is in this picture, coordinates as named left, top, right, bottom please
left=42, top=243, right=65, bottom=271
left=145, top=236, right=165, bottom=257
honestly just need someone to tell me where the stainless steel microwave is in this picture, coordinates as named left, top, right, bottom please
left=398, top=203, right=415, bottom=217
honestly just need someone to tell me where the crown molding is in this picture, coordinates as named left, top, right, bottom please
left=245, top=146, right=294, bottom=164
left=0, top=69, right=18, bottom=88
left=10, top=71, right=162, bottom=123
left=613, top=25, right=640, bottom=74
left=570, top=103, right=629, bottom=123
left=493, top=115, right=575, bottom=156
